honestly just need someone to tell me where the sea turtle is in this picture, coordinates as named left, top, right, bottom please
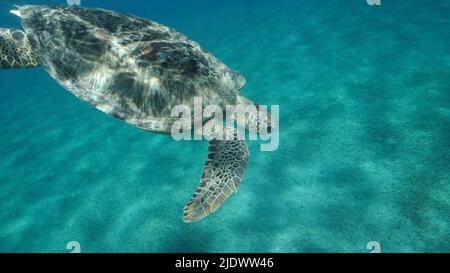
left=0, top=5, right=272, bottom=222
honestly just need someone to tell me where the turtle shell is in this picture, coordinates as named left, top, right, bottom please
left=19, top=5, right=245, bottom=131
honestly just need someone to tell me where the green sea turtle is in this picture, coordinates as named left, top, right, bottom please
left=0, top=5, right=272, bottom=222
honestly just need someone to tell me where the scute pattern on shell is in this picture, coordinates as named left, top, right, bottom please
left=19, top=5, right=245, bottom=132
left=0, top=28, right=38, bottom=68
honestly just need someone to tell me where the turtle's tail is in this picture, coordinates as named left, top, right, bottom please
left=0, top=28, right=39, bottom=69
left=10, top=8, right=21, bottom=18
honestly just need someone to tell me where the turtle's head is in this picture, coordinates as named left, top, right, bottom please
left=235, top=95, right=277, bottom=135
left=233, top=95, right=279, bottom=151
left=255, top=105, right=279, bottom=152
left=250, top=104, right=277, bottom=136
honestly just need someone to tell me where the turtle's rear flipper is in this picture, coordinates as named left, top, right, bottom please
left=183, top=122, right=249, bottom=222
left=0, top=28, right=38, bottom=69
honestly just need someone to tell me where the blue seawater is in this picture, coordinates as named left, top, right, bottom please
left=0, top=0, right=449, bottom=252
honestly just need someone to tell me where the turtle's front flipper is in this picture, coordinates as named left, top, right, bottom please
left=0, top=28, right=38, bottom=69
left=183, top=123, right=249, bottom=222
